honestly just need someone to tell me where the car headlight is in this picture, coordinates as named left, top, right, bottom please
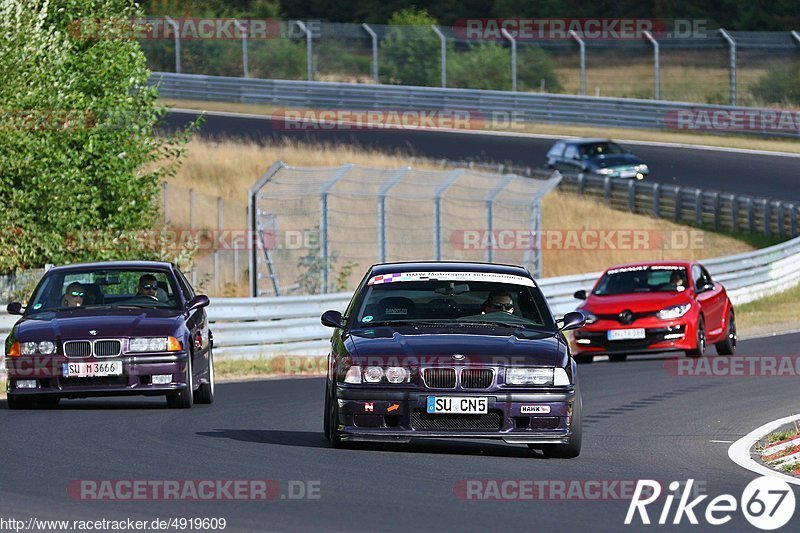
left=506, top=367, right=554, bottom=386
left=129, top=337, right=182, bottom=352
left=657, top=303, right=691, bottom=320
left=38, top=341, right=56, bottom=355
left=342, top=365, right=411, bottom=384
left=596, top=168, right=615, bottom=175
left=579, top=310, right=597, bottom=324
left=634, top=164, right=649, bottom=172
left=21, top=342, right=39, bottom=355
left=553, top=368, right=571, bottom=386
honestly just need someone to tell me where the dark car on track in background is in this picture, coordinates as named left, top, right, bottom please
left=570, top=261, right=736, bottom=363
left=546, top=138, right=649, bottom=180
left=320, top=262, right=586, bottom=458
left=4, top=261, right=214, bottom=409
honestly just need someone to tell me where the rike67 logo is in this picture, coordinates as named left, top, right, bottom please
left=626, top=477, right=795, bottom=530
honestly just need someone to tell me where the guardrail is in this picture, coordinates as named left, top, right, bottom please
left=150, top=72, right=800, bottom=138
left=2, top=235, right=799, bottom=364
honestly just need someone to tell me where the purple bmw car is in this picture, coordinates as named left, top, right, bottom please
left=4, top=261, right=214, bottom=409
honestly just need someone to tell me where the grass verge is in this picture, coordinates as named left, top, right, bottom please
left=737, top=281, right=800, bottom=338
left=160, top=98, right=800, bottom=155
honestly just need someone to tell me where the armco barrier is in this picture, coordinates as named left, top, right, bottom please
left=150, top=72, right=800, bottom=139
left=2, top=236, right=799, bottom=365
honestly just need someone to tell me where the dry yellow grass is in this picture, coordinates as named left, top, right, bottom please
left=169, top=138, right=754, bottom=287
left=159, top=98, right=800, bottom=155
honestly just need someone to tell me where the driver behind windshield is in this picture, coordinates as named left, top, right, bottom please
left=137, top=274, right=167, bottom=302
left=62, top=282, right=85, bottom=307
left=482, top=290, right=515, bottom=314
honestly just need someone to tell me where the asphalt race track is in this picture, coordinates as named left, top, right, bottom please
left=163, top=110, right=800, bottom=202
left=2, top=333, right=798, bottom=532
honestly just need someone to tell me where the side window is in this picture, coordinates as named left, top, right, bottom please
left=691, top=265, right=705, bottom=290
left=547, top=142, right=565, bottom=159
left=564, top=145, right=579, bottom=160
left=700, top=266, right=713, bottom=286
left=175, top=269, right=195, bottom=300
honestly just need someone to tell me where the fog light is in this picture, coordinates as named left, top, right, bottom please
left=16, top=380, right=37, bottom=389
left=575, top=339, right=591, bottom=345
left=152, top=374, right=172, bottom=385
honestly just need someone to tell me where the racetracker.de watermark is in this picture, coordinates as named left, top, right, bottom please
left=453, top=480, right=706, bottom=501
left=453, top=18, right=710, bottom=40
left=450, top=229, right=705, bottom=251
left=67, top=479, right=320, bottom=501
left=665, top=108, right=800, bottom=134
left=665, top=356, right=800, bottom=377
left=67, top=17, right=291, bottom=40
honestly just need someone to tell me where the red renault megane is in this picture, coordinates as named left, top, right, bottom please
left=570, top=261, right=736, bottom=363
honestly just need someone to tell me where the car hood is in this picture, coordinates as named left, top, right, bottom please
left=589, top=153, right=642, bottom=168
left=346, top=327, right=566, bottom=367
left=582, top=291, right=690, bottom=314
left=12, top=307, right=185, bottom=341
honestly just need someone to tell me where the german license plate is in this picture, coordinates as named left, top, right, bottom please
left=607, top=328, right=646, bottom=341
left=427, top=397, right=488, bottom=414
left=63, top=361, right=123, bottom=378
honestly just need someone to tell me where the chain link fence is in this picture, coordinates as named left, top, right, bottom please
left=141, top=20, right=800, bottom=107
left=249, top=163, right=560, bottom=297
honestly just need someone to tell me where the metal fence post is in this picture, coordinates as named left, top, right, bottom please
left=248, top=161, right=285, bottom=297
left=777, top=203, right=785, bottom=238
left=294, top=21, right=313, bottom=81
left=694, top=190, right=703, bottom=226
left=731, top=195, right=739, bottom=232
left=189, top=189, right=196, bottom=286
left=746, top=198, right=754, bottom=233
left=432, top=25, right=447, bottom=88
left=577, top=172, right=585, bottom=195
left=793, top=31, right=800, bottom=45
left=603, top=176, right=611, bottom=204
left=434, top=170, right=464, bottom=260
left=569, top=30, right=586, bottom=96
left=791, top=204, right=798, bottom=237
left=362, top=23, right=379, bottom=84
left=378, top=168, right=409, bottom=263
left=165, top=17, right=181, bottom=74
left=215, top=197, right=222, bottom=292
left=627, top=180, right=636, bottom=212
left=674, top=186, right=682, bottom=222
left=501, top=28, right=517, bottom=91
left=713, top=192, right=721, bottom=230
left=763, top=200, right=771, bottom=236
left=485, top=174, right=516, bottom=262
left=719, top=29, right=736, bottom=106
left=643, top=31, right=660, bottom=100
left=319, top=164, right=352, bottom=293
left=652, top=183, right=660, bottom=217
left=162, top=182, right=169, bottom=225
left=235, top=20, right=249, bottom=78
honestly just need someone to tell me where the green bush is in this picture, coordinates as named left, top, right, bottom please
left=751, top=63, right=800, bottom=105
left=448, top=43, right=561, bottom=93
left=0, top=0, right=192, bottom=272
left=380, top=8, right=440, bottom=86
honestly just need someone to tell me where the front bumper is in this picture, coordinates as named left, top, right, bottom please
left=335, top=387, right=577, bottom=444
left=571, top=321, right=690, bottom=356
left=5, top=353, right=189, bottom=398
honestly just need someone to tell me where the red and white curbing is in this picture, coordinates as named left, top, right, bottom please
left=761, top=434, right=800, bottom=474
left=729, top=414, right=800, bottom=485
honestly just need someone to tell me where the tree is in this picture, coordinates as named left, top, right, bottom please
left=0, top=0, right=192, bottom=272
left=380, top=8, right=441, bottom=86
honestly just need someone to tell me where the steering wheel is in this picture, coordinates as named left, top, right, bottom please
left=138, top=295, right=159, bottom=301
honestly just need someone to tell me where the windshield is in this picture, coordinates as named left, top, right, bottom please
left=581, top=141, right=625, bottom=158
left=26, top=268, right=181, bottom=312
left=593, top=266, right=688, bottom=296
left=351, top=272, right=555, bottom=330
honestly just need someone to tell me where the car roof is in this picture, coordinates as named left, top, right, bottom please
left=46, top=260, right=175, bottom=273
left=369, top=261, right=532, bottom=278
left=603, top=260, right=695, bottom=272
left=563, top=138, right=613, bottom=145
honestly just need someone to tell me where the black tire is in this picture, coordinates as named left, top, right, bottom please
left=194, top=350, right=215, bottom=404
left=574, top=354, right=594, bottom=365
left=685, top=317, right=706, bottom=357
left=325, top=385, right=343, bottom=447
left=715, top=311, right=736, bottom=356
left=167, top=357, right=193, bottom=408
left=538, top=387, right=582, bottom=459
left=608, top=354, right=628, bottom=362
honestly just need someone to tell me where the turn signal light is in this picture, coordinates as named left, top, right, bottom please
left=7, top=341, right=20, bottom=357
left=167, top=336, right=183, bottom=352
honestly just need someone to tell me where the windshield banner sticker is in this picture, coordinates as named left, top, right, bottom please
left=367, top=271, right=535, bottom=287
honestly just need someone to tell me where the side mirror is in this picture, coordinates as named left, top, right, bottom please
left=321, top=310, right=345, bottom=329
left=6, top=302, right=25, bottom=315
left=698, top=283, right=715, bottom=293
left=573, top=290, right=587, bottom=300
left=187, top=294, right=210, bottom=312
left=560, top=311, right=586, bottom=332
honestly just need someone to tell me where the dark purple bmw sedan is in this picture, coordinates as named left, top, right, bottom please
left=4, top=261, right=214, bottom=409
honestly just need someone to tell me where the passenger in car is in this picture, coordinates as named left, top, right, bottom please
left=62, top=282, right=85, bottom=307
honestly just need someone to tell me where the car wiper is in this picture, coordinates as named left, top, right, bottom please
left=360, top=320, right=442, bottom=327
left=452, top=319, right=541, bottom=329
